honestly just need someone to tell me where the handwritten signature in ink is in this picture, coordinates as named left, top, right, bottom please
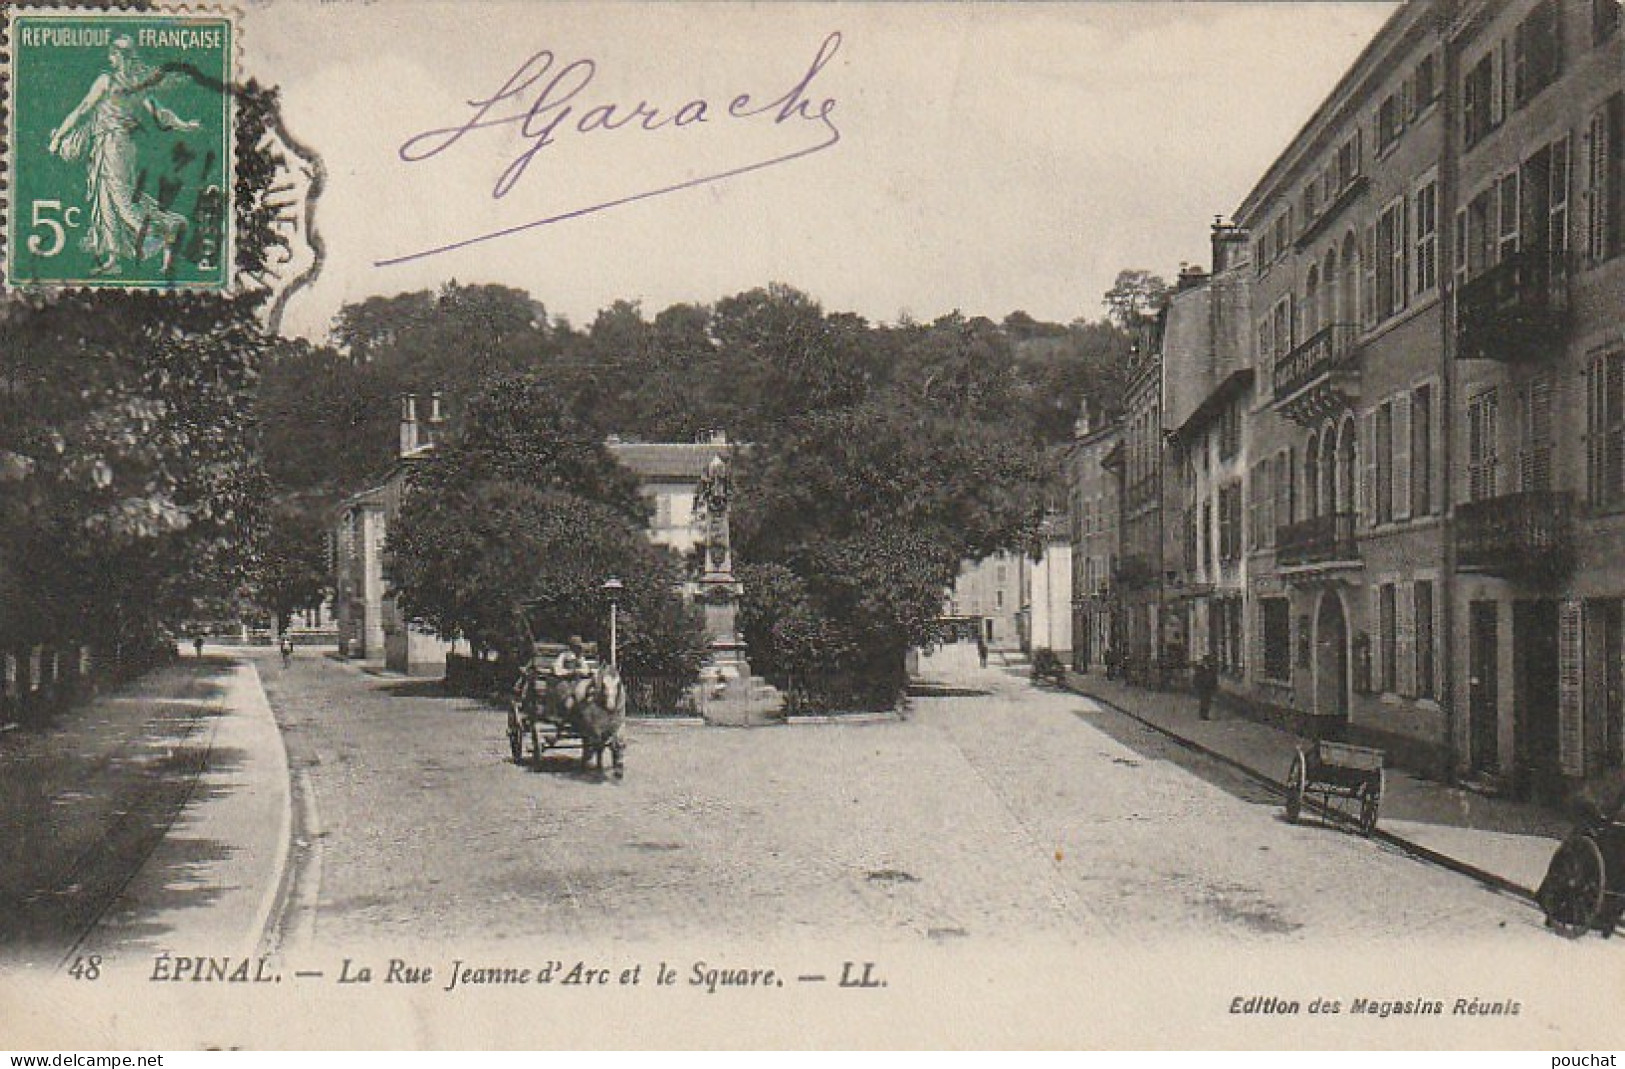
left=378, top=31, right=844, bottom=267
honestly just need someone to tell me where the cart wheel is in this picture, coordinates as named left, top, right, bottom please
left=1359, top=767, right=1383, bottom=837
left=1285, top=752, right=1306, bottom=823
left=1544, top=833, right=1607, bottom=938
left=507, top=707, right=524, bottom=764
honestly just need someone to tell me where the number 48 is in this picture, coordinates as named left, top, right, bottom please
left=27, top=200, right=81, bottom=258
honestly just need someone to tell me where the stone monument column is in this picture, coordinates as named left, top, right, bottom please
left=694, top=452, right=749, bottom=677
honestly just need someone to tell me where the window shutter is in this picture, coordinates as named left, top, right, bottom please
left=1608, top=353, right=1625, bottom=504
left=1368, top=584, right=1383, bottom=692
left=1362, top=224, right=1378, bottom=328
left=1393, top=392, right=1413, bottom=522
left=1492, top=39, right=1507, bottom=127
left=1591, top=355, right=1605, bottom=504
left=1361, top=409, right=1378, bottom=527
left=1396, top=583, right=1417, bottom=698
left=1589, top=108, right=1608, bottom=263
left=1559, top=599, right=1585, bottom=777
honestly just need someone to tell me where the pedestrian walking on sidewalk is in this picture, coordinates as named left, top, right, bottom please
left=1194, top=656, right=1219, bottom=721
left=977, top=633, right=988, bottom=669
left=193, top=636, right=204, bottom=659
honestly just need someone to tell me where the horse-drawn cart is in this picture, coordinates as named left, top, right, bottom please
left=1284, top=739, right=1385, bottom=836
left=506, top=612, right=627, bottom=777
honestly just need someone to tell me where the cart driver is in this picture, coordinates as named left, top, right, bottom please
left=552, top=636, right=591, bottom=679
left=548, top=636, right=592, bottom=720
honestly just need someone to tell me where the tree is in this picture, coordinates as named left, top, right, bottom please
left=255, top=497, right=334, bottom=632
left=386, top=371, right=704, bottom=675
left=390, top=483, right=705, bottom=671
left=732, top=393, right=1049, bottom=702
left=1102, top=268, right=1171, bottom=330
left=407, top=373, right=649, bottom=527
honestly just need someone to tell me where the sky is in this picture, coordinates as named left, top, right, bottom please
left=241, top=1, right=1400, bottom=341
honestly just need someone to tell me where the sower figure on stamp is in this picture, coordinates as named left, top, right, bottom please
left=48, top=36, right=199, bottom=276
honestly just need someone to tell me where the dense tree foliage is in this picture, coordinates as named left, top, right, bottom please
left=387, top=375, right=705, bottom=674
left=259, top=278, right=1137, bottom=705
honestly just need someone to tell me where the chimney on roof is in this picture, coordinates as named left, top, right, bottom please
left=427, top=391, right=447, bottom=449
left=1211, top=216, right=1250, bottom=273
left=1176, top=262, right=1209, bottom=292
left=399, top=394, right=419, bottom=457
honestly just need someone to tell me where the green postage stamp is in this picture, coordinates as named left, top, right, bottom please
left=5, top=9, right=234, bottom=289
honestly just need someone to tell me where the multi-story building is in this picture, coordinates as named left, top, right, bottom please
left=334, top=393, right=452, bottom=673
left=949, top=553, right=1024, bottom=650
left=1448, top=0, right=1625, bottom=799
left=1019, top=515, right=1073, bottom=661
left=1232, top=0, right=1452, bottom=770
left=1113, top=312, right=1168, bottom=683
left=1166, top=225, right=1255, bottom=685
left=1069, top=403, right=1119, bottom=673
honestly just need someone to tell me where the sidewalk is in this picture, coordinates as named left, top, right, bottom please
left=0, top=649, right=290, bottom=968
left=1057, top=669, right=1569, bottom=899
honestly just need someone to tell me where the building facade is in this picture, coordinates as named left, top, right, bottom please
left=1225, top=1, right=1452, bottom=770
left=1106, top=0, right=1625, bottom=800
left=1448, top=0, right=1625, bottom=799
left=1166, top=226, right=1256, bottom=684
left=1114, top=313, right=1168, bottom=683
left=1020, top=516, right=1073, bottom=661
left=949, top=553, right=1025, bottom=650
left=1069, top=405, right=1119, bottom=673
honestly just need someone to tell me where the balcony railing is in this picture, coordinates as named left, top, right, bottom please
left=1456, top=489, right=1575, bottom=579
left=1276, top=512, right=1358, bottom=567
left=1456, top=249, right=1572, bottom=362
left=1274, top=323, right=1358, bottom=401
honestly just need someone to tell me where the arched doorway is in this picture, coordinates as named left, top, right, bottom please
left=1314, top=590, right=1350, bottom=723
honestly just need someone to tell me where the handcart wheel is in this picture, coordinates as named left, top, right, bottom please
left=1359, top=767, right=1383, bottom=837
left=1285, top=751, right=1306, bottom=823
left=1544, top=833, right=1607, bottom=938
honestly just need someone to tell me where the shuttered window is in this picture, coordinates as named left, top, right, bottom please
left=1360, top=410, right=1377, bottom=527
left=1393, top=392, right=1413, bottom=523
left=1415, top=580, right=1436, bottom=700
left=1379, top=583, right=1397, bottom=694
left=1413, top=383, right=1433, bottom=517
left=1396, top=581, right=1417, bottom=698
left=1468, top=389, right=1502, bottom=502
left=1414, top=179, right=1438, bottom=295
left=1589, top=351, right=1625, bottom=507
left=1560, top=600, right=1585, bottom=777
left=1519, top=373, right=1554, bottom=492
left=1376, top=401, right=1394, bottom=524
left=1588, top=94, right=1624, bottom=264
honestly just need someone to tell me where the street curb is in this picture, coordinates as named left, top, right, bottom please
left=1060, top=680, right=1538, bottom=905
left=235, top=658, right=298, bottom=959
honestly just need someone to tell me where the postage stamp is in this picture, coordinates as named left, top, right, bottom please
left=4, top=8, right=235, bottom=290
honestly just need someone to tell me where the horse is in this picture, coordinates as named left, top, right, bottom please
left=573, top=663, right=626, bottom=778
left=541, top=664, right=625, bottom=778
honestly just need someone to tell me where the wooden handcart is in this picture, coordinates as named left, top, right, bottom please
left=1284, top=739, right=1385, bottom=837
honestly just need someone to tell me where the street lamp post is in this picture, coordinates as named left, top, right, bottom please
left=602, top=577, right=624, bottom=667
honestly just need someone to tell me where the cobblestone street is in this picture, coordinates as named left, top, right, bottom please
left=256, top=650, right=1550, bottom=950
